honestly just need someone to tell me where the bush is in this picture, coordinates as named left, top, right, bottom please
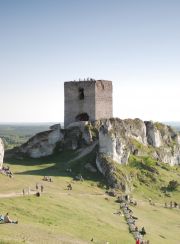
left=167, top=180, right=179, bottom=191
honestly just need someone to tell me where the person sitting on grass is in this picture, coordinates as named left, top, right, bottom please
left=67, top=183, right=72, bottom=190
left=4, top=213, right=18, bottom=224
left=0, top=215, right=4, bottom=223
left=140, top=226, right=146, bottom=236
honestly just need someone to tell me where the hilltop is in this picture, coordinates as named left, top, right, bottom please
left=9, top=118, right=180, bottom=192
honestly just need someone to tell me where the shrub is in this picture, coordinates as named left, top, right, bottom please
left=167, top=180, right=179, bottom=191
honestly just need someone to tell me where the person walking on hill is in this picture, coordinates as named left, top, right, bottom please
left=140, top=227, right=146, bottom=236
left=170, top=201, right=173, bottom=208
left=40, top=184, right=44, bottom=193
left=36, top=183, right=38, bottom=191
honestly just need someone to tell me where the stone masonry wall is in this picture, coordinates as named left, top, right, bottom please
left=64, top=81, right=96, bottom=128
left=95, top=80, right=113, bottom=120
left=64, top=80, right=113, bottom=128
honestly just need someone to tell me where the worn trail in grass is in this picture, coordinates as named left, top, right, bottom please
left=0, top=149, right=180, bottom=244
left=0, top=152, right=134, bottom=244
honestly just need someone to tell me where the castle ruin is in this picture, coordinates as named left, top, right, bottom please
left=64, top=80, right=113, bottom=127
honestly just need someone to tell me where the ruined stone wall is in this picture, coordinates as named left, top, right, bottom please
left=64, top=80, right=113, bottom=128
left=95, top=80, right=113, bottom=120
left=64, top=81, right=96, bottom=127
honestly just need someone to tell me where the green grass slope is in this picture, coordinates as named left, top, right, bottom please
left=0, top=151, right=133, bottom=244
left=0, top=150, right=180, bottom=243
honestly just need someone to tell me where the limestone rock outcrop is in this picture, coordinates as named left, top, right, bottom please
left=145, top=121, right=162, bottom=147
left=13, top=119, right=180, bottom=189
left=98, top=118, right=145, bottom=165
left=9, top=118, right=180, bottom=192
left=94, top=118, right=180, bottom=189
left=64, top=122, right=93, bottom=150
left=96, top=118, right=180, bottom=167
left=0, top=138, right=4, bottom=169
left=15, top=121, right=95, bottom=158
left=16, top=119, right=180, bottom=166
left=19, top=124, right=63, bottom=158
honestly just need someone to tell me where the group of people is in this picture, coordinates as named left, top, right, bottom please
left=165, top=201, right=180, bottom=208
left=0, top=165, right=13, bottom=178
left=74, top=174, right=84, bottom=181
left=0, top=213, right=18, bottom=224
left=22, top=183, right=44, bottom=197
left=119, top=195, right=149, bottom=244
left=136, top=238, right=149, bottom=244
left=42, top=176, right=52, bottom=182
left=35, top=183, right=44, bottom=197
left=36, top=183, right=44, bottom=192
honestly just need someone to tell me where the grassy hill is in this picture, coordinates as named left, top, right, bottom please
left=0, top=123, right=180, bottom=244
left=0, top=151, right=134, bottom=244
left=0, top=149, right=180, bottom=244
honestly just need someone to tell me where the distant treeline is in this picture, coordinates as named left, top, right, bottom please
left=0, top=123, right=57, bottom=149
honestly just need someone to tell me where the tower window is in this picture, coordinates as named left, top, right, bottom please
left=79, top=88, right=84, bottom=100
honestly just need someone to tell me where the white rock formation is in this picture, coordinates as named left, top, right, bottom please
left=145, top=121, right=162, bottom=147
left=157, top=146, right=180, bottom=166
left=16, top=119, right=180, bottom=167
left=99, top=126, right=129, bottom=165
left=97, top=118, right=180, bottom=167
left=19, top=124, right=63, bottom=158
left=94, top=118, right=180, bottom=189
left=123, top=118, right=147, bottom=145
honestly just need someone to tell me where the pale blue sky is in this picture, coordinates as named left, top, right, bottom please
left=0, top=0, right=180, bottom=122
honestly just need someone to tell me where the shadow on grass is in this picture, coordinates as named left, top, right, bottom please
left=5, top=148, right=106, bottom=186
left=5, top=149, right=77, bottom=167
left=5, top=150, right=77, bottom=176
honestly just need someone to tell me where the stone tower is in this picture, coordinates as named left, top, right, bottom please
left=64, top=79, right=113, bottom=127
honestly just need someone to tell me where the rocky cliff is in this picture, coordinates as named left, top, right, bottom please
left=94, top=118, right=180, bottom=189
left=96, top=118, right=180, bottom=167
left=0, top=138, right=4, bottom=169
left=14, top=118, right=180, bottom=189
left=18, top=124, right=63, bottom=158
left=16, top=119, right=180, bottom=164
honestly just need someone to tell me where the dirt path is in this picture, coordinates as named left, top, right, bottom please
left=68, top=141, right=98, bottom=163
left=0, top=190, right=106, bottom=199
left=136, top=198, right=165, bottom=208
left=0, top=190, right=170, bottom=206
left=0, top=190, right=36, bottom=198
left=0, top=192, right=22, bottom=198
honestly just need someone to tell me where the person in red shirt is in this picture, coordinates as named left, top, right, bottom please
left=136, top=239, right=140, bottom=244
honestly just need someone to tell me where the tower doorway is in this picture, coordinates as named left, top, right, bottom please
left=75, top=113, right=89, bottom=122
